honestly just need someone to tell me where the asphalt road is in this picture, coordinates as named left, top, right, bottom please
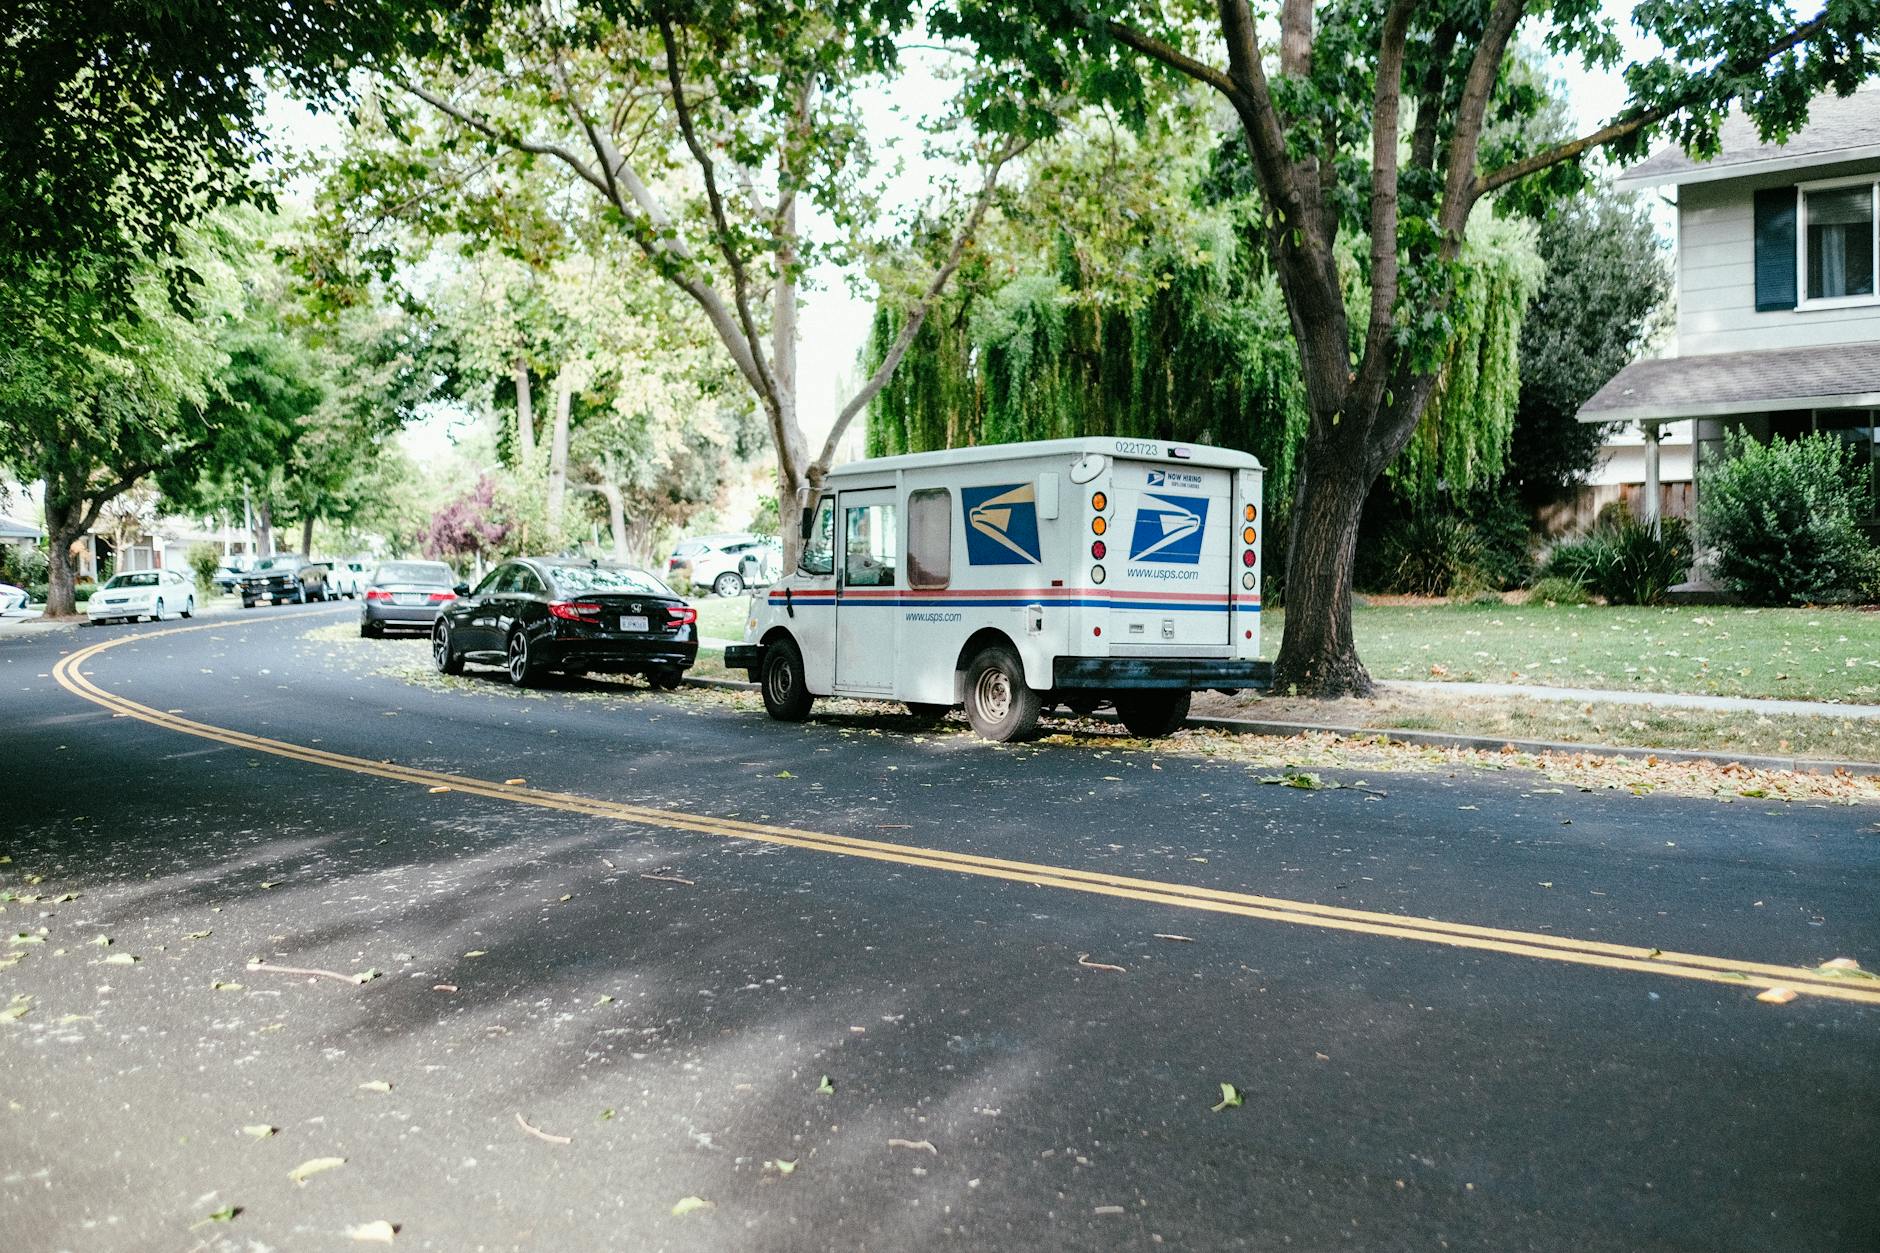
left=3, top=606, right=1878, bottom=1252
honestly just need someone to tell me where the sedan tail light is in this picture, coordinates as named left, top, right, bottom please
left=549, top=601, right=603, bottom=622
left=668, top=606, right=699, bottom=626
left=364, top=589, right=392, bottom=601
left=427, top=591, right=456, bottom=602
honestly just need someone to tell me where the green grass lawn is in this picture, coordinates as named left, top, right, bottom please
left=1258, top=602, right=1880, bottom=703
left=688, top=594, right=757, bottom=643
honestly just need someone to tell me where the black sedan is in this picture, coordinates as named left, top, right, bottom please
left=239, top=554, right=331, bottom=608
left=360, top=560, right=467, bottom=637
left=430, top=558, right=698, bottom=688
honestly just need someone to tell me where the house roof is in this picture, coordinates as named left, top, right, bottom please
left=1615, top=89, right=1880, bottom=189
left=1578, top=341, right=1880, bottom=424
left=0, top=514, right=43, bottom=541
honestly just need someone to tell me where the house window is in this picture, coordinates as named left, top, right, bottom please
left=1801, top=181, right=1877, bottom=303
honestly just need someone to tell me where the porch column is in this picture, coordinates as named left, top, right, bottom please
left=1642, top=422, right=1662, bottom=536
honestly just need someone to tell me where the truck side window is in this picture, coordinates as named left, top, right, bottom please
left=843, top=503, right=897, bottom=587
left=799, top=498, right=835, bottom=576
left=907, top=489, right=950, bottom=589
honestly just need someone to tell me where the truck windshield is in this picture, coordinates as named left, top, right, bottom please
left=799, top=498, right=835, bottom=576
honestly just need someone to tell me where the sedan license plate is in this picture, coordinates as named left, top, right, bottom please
left=393, top=593, right=424, bottom=605
left=619, top=614, right=649, bottom=632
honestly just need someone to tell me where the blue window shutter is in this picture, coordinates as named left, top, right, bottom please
left=1753, top=187, right=1797, bottom=311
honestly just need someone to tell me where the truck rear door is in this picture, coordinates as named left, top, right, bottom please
left=1106, top=461, right=1232, bottom=650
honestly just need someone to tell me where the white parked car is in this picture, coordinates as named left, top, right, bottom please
left=327, top=559, right=371, bottom=598
left=87, top=568, right=196, bottom=624
left=0, top=582, right=29, bottom=613
left=666, top=533, right=782, bottom=597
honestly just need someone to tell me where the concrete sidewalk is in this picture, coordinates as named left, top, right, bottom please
left=1388, top=678, right=1880, bottom=720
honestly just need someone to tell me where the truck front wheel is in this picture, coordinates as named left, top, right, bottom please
left=1114, top=690, right=1191, bottom=738
left=963, top=646, right=1041, bottom=742
left=761, top=637, right=815, bottom=722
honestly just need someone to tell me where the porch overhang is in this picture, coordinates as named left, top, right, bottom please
left=1577, top=341, right=1880, bottom=425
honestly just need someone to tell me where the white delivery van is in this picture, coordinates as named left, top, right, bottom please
left=726, top=438, right=1268, bottom=742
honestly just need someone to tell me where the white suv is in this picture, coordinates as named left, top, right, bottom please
left=666, top=534, right=781, bottom=597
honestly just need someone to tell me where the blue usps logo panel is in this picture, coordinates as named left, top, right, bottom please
left=1129, top=493, right=1210, bottom=564
left=962, top=483, right=1042, bottom=565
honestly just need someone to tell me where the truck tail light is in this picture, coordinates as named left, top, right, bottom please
left=1242, top=549, right=1256, bottom=567
left=1090, top=540, right=1106, bottom=559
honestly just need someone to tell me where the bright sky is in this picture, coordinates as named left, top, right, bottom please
left=264, top=3, right=1664, bottom=459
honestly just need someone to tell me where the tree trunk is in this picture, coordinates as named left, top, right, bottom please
left=1270, top=445, right=1375, bottom=698
left=547, top=373, right=571, bottom=532
left=599, top=452, right=628, bottom=562
left=514, top=359, right=536, bottom=462
left=43, top=496, right=82, bottom=619
left=256, top=499, right=274, bottom=558
left=300, top=514, right=315, bottom=558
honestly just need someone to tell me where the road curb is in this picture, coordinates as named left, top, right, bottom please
left=679, top=675, right=1878, bottom=774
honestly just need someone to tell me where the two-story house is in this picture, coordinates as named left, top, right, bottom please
left=1579, top=88, right=1880, bottom=539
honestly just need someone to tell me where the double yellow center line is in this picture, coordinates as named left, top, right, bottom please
left=50, top=621, right=1880, bottom=1007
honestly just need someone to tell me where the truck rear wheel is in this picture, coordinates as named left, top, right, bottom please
left=964, top=646, right=1041, bottom=742
left=1114, top=690, right=1191, bottom=738
left=761, top=637, right=814, bottom=722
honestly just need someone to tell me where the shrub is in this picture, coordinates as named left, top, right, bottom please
left=186, top=543, right=222, bottom=593
left=1698, top=429, right=1876, bottom=604
left=1369, top=513, right=1483, bottom=597
left=1541, top=504, right=1691, bottom=605
left=73, top=580, right=98, bottom=605
left=1525, top=576, right=1592, bottom=605
left=1, top=543, right=47, bottom=587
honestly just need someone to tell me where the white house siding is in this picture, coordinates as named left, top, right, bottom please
left=1677, top=159, right=1880, bottom=357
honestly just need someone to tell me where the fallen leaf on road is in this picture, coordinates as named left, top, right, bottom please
left=1077, top=953, right=1126, bottom=973
left=504, top=778, right=526, bottom=786
left=888, top=1138, right=938, bottom=1155
left=101, top=953, right=138, bottom=965
left=358, top=1081, right=393, bottom=1093
left=186, top=931, right=212, bottom=940
left=515, top=1112, right=571, bottom=1145
left=767, top=1158, right=797, bottom=1175
left=1817, top=958, right=1873, bottom=979
left=640, top=872, right=694, bottom=885
left=432, top=984, right=457, bottom=993
left=248, top=960, right=373, bottom=985
left=3, top=995, right=30, bottom=1021
left=290, top=1157, right=347, bottom=1185
left=595, top=995, right=614, bottom=1005
left=1756, top=987, right=1799, bottom=1004
left=775, top=770, right=794, bottom=778
left=90, top=935, right=111, bottom=946
left=1211, top=1083, right=1244, bottom=1113
left=671, top=1196, right=712, bottom=1217
left=347, top=1220, right=398, bottom=1243
left=242, top=1125, right=276, bottom=1139
left=351, top=969, right=382, bottom=985
left=427, top=786, right=449, bottom=794
left=211, top=981, right=243, bottom=992
left=463, top=951, right=487, bottom=959
left=1093, top=1205, right=1126, bottom=1216
left=1153, top=934, right=1194, bottom=943
left=816, top=1075, right=835, bottom=1095
left=202, top=1206, right=240, bottom=1224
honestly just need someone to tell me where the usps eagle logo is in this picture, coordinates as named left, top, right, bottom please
left=962, top=483, right=1043, bottom=565
left=1128, top=494, right=1209, bottom=563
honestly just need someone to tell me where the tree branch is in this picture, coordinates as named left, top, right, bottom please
left=1348, top=0, right=1419, bottom=421
left=1472, top=9, right=1833, bottom=201
left=658, top=15, right=781, bottom=416
left=813, top=136, right=1030, bottom=473
left=1435, top=0, right=1526, bottom=243
left=405, top=80, right=612, bottom=200
left=1102, top=19, right=1237, bottom=96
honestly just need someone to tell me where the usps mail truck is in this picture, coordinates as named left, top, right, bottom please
left=725, top=438, right=1267, bottom=742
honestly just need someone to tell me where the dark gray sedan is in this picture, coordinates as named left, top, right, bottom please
left=359, top=561, right=466, bottom=637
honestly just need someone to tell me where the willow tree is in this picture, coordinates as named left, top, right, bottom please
left=934, top=0, right=1878, bottom=695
